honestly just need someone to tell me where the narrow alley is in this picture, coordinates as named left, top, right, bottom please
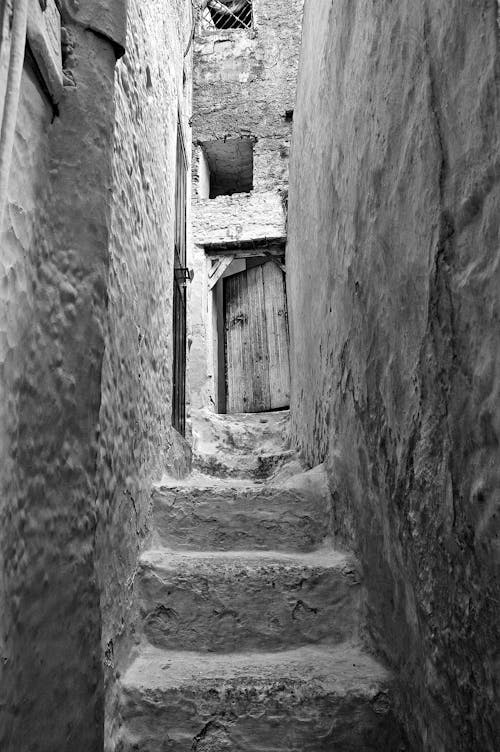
left=0, top=1, right=499, bottom=751
left=118, top=410, right=406, bottom=748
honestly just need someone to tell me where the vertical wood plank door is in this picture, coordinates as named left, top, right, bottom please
left=263, top=261, right=290, bottom=410
left=224, top=260, right=290, bottom=413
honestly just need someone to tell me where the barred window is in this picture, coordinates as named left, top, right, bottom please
left=201, top=0, right=253, bottom=31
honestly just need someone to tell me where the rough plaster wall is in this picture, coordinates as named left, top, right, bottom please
left=0, top=59, right=53, bottom=752
left=0, top=14, right=121, bottom=750
left=193, top=190, right=285, bottom=245
left=95, top=1, right=193, bottom=747
left=60, top=0, right=127, bottom=54
left=287, top=1, right=500, bottom=750
left=192, top=0, right=303, bottom=194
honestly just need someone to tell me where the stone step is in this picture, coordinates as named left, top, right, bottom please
left=118, top=644, right=406, bottom=751
left=137, top=548, right=361, bottom=652
left=152, top=464, right=331, bottom=552
left=191, top=407, right=290, bottom=454
left=193, top=447, right=297, bottom=480
left=191, top=407, right=293, bottom=480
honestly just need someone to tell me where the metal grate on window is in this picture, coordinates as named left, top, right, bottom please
left=200, top=0, right=253, bottom=31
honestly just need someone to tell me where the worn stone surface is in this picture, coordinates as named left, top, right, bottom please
left=117, top=409, right=406, bottom=750
left=287, top=1, right=500, bottom=750
left=152, top=468, right=331, bottom=552
left=119, top=644, right=404, bottom=752
left=0, top=15, right=121, bottom=750
left=138, top=548, right=361, bottom=651
left=193, top=447, right=297, bottom=480
left=94, top=1, right=193, bottom=748
left=193, top=191, right=286, bottom=245
left=190, top=407, right=294, bottom=478
left=192, top=401, right=290, bottom=448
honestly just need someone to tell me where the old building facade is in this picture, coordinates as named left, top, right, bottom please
left=188, top=0, right=303, bottom=417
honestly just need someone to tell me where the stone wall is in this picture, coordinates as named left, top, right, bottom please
left=94, top=0, right=193, bottom=748
left=193, top=190, right=285, bottom=245
left=0, top=2, right=126, bottom=749
left=192, top=0, right=303, bottom=194
left=287, top=1, right=500, bottom=750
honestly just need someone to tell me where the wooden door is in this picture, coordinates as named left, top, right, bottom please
left=224, top=260, right=290, bottom=413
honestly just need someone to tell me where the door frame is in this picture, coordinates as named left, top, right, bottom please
left=172, top=117, right=188, bottom=435
left=204, top=239, right=286, bottom=414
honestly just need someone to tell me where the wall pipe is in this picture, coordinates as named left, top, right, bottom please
left=0, top=0, right=29, bottom=228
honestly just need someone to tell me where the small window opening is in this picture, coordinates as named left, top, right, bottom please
left=145, top=65, right=153, bottom=89
left=201, top=137, right=255, bottom=198
left=284, top=109, right=294, bottom=122
left=201, top=0, right=253, bottom=31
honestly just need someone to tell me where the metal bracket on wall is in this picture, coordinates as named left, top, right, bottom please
left=27, top=0, right=63, bottom=104
left=174, top=266, right=195, bottom=288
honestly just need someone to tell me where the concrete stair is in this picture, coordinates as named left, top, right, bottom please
left=117, top=411, right=406, bottom=750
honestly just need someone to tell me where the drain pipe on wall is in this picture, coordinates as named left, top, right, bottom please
left=0, top=0, right=29, bottom=228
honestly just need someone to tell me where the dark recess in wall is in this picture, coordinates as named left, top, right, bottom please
left=202, top=137, right=255, bottom=198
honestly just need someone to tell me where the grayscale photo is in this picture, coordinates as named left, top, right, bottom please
left=0, top=1, right=499, bottom=750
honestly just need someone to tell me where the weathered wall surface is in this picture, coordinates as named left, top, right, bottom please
left=192, top=0, right=303, bottom=194
left=189, top=0, right=302, bottom=411
left=287, top=1, right=500, bottom=750
left=0, top=2, right=124, bottom=748
left=0, top=55, right=53, bottom=752
left=1, top=1, right=193, bottom=748
left=193, top=190, right=285, bottom=245
left=95, top=1, right=192, bottom=748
